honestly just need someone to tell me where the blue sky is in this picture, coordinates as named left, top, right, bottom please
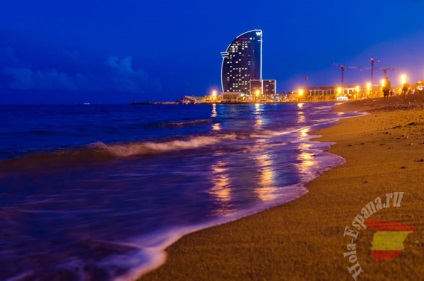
left=1, top=0, right=424, bottom=103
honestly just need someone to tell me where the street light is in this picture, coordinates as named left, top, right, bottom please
left=400, top=74, right=409, bottom=98
left=400, top=74, right=408, bottom=85
left=297, top=89, right=304, bottom=102
left=366, top=82, right=371, bottom=97
left=354, top=85, right=360, bottom=100
left=337, top=87, right=342, bottom=95
left=381, top=79, right=386, bottom=87
left=211, top=90, right=217, bottom=101
left=366, top=82, right=371, bottom=90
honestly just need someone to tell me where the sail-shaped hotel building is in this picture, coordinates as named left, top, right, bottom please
left=220, top=30, right=262, bottom=94
left=220, top=30, right=275, bottom=102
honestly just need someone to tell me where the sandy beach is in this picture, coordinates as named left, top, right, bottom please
left=141, top=95, right=424, bottom=281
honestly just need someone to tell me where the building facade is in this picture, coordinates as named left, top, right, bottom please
left=249, top=79, right=276, bottom=95
left=263, top=80, right=276, bottom=96
left=221, top=30, right=262, bottom=94
left=221, top=92, right=242, bottom=103
left=249, top=80, right=263, bottom=96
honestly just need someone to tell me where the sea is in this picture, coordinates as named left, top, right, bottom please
left=0, top=103, right=359, bottom=281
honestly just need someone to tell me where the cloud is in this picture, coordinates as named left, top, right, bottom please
left=105, top=56, right=139, bottom=74
left=2, top=55, right=161, bottom=93
left=104, top=56, right=156, bottom=93
left=3, top=67, right=92, bottom=91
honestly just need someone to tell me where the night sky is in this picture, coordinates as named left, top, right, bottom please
left=1, top=0, right=424, bottom=104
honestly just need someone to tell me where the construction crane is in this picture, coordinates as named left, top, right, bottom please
left=371, top=66, right=396, bottom=80
left=334, top=60, right=396, bottom=85
left=333, top=63, right=364, bottom=85
left=370, top=58, right=379, bottom=86
left=370, top=58, right=396, bottom=81
left=380, top=67, right=396, bottom=77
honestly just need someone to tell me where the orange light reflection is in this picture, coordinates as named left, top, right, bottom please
left=297, top=110, right=306, bottom=123
left=212, top=123, right=221, bottom=131
left=300, top=127, right=309, bottom=138
left=296, top=142, right=317, bottom=174
left=209, top=161, right=232, bottom=206
left=254, top=153, right=278, bottom=201
left=211, top=104, right=217, bottom=118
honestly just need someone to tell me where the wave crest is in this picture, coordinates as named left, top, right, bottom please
left=91, top=134, right=237, bottom=157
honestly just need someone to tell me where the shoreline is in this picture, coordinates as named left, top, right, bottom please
left=141, top=95, right=424, bottom=280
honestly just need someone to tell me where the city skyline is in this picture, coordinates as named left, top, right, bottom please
left=1, top=1, right=424, bottom=103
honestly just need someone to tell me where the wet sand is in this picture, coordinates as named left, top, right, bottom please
left=141, top=95, right=424, bottom=281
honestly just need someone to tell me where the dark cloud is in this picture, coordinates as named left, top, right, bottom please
left=104, top=56, right=161, bottom=93
left=1, top=51, right=162, bottom=95
left=4, top=67, right=90, bottom=91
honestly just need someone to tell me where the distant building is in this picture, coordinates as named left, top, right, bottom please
left=221, top=92, right=242, bottom=103
left=292, top=84, right=377, bottom=101
left=180, top=96, right=200, bottom=104
left=250, top=80, right=263, bottom=96
left=249, top=79, right=276, bottom=101
left=263, top=80, right=276, bottom=96
left=221, top=30, right=262, bottom=94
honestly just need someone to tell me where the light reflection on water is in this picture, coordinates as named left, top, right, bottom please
left=300, top=128, right=309, bottom=137
left=254, top=152, right=278, bottom=202
left=209, top=159, right=232, bottom=207
left=211, top=103, right=218, bottom=118
left=212, top=123, right=221, bottom=131
left=297, top=107, right=306, bottom=123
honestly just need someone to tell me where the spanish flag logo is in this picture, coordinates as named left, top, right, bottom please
left=366, top=219, right=416, bottom=263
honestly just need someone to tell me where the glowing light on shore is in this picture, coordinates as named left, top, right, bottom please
left=355, top=85, right=360, bottom=92
left=366, top=82, right=371, bottom=90
left=400, top=74, right=408, bottom=85
left=381, top=79, right=386, bottom=87
left=298, top=89, right=304, bottom=96
left=337, top=87, right=342, bottom=95
left=211, top=89, right=217, bottom=100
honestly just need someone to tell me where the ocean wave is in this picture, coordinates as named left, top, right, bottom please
left=0, top=124, right=332, bottom=171
left=90, top=134, right=237, bottom=157
left=0, top=134, right=239, bottom=171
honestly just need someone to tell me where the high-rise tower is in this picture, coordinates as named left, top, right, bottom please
left=221, top=30, right=262, bottom=94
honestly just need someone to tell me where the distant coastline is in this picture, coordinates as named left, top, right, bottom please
left=130, top=100, right=339, bottom=105
left=130, top=101, right=180, bottom=105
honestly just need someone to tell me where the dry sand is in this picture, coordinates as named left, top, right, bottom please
left=141, top=95, right=424, bottom=281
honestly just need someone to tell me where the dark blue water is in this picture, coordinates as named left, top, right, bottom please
left=0, top=103, right=358, bottom=280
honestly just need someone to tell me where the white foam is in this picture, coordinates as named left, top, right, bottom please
left=91, top=134, right=237, bottom=158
